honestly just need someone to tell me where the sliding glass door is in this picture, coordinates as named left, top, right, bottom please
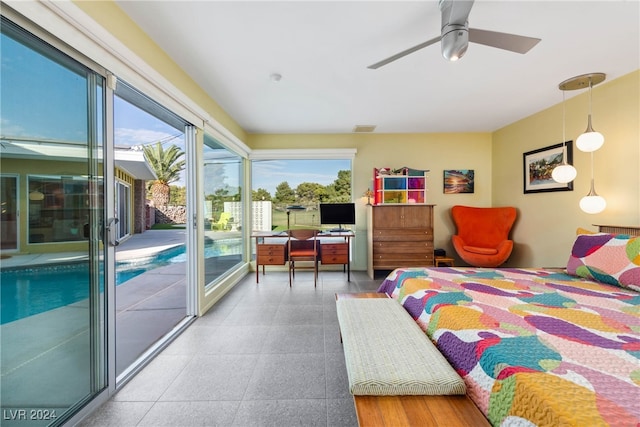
left=0, top=17, right=106, bottom=425
left=113, top=83, right=193, bottom=378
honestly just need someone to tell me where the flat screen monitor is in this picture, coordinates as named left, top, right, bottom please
left=319, top=203, right=355, bottom=232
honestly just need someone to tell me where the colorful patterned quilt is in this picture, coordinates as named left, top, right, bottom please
left=378, top=267, right=640, bottom=426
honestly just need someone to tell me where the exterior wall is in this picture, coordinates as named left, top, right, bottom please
left=2, top=158, right=89, bottom=254
left=223, top=200, right=272, bottom=231
left=155, top=205, right=187, bottom=224
left=133, top=179, right=147, bottom=233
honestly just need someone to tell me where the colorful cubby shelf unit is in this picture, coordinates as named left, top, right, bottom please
left=373, top=167, right=429, bottom=205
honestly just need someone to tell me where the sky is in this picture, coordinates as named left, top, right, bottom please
left=252, top=159, right=350, bottom=197
left=114, top=96, right=184, bottom=151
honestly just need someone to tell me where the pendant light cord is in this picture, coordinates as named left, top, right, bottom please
left=588, top=77, right=593, bottom=117
left=562, top=91, right=567, bottom=165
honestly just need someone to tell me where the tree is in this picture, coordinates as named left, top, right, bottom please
left=143, top=142, right=185, bottom=206
left=252, top=188, right=272, bottom=201
left=169, top=185, right=186, bottom=205
left=295, top=182, right=326, bottom=204
left=333, top=169, right=352, bottom=201
left=274, top=182, right=295, bottom=205
left=322, top=169, right=351, bottom=202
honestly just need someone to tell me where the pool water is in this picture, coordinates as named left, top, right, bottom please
left=0, top=239, right=242, bottom=324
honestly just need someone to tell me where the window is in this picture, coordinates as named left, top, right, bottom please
left=115, top=180, right=131, bottom=240
left=251, top=158, right=353, bottom=231
left=1, top=175, right=18, bottom=250
left=28, top=175, right=90, bottom=243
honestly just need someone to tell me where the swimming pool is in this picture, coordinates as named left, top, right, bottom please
left=0, top=239, right=242, bottom=324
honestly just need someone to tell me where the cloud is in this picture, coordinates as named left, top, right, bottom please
left=0, top=118, right=26, bottom=137
left=115, top=128, right=177, bottom=147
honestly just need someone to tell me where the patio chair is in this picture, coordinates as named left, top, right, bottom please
left=211, top=212, right=232, bottom=231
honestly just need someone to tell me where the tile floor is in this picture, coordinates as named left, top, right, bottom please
left=79, top=269, right=384, bottom=427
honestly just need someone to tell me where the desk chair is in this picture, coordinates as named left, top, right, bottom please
left=287, top=229, right=320, bottom=287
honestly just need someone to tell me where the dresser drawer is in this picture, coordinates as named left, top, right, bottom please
left=372, top=252, right=434, bottom=268
left=321, top=243, right=348, bottom=264
left=257, top=244, right=286, bottom=265
left=372, top=229, right=432, bottom=242
left=372, top=241, right=433, bottom=254
left=372, top=257, right=434, bottom=268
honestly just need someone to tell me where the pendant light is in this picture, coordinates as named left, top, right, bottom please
left=576, top=75, right=605, bottom=152
left=579, top=152, right=606, bottom=214
left=29, top=190, right=45, bottom=201
left=551, top=89, right=577, bottom=183
left=558, top=72, right=607, bottom=214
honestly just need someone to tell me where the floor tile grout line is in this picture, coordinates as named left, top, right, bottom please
left=82, top=271, right=381, bottom=426
left=229, top=276, right=282, bottom=427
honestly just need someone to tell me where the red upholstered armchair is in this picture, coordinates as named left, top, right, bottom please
left=451, top=205, right=517, bottom=267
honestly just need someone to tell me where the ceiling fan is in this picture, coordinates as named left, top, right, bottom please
left=368, top=0, right=541, bottom=69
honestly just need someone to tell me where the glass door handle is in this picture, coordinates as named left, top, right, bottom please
left=106, top=217, right=120, bottom=247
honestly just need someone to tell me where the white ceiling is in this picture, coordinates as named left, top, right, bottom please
left=115, top=1, right=640, bottom=135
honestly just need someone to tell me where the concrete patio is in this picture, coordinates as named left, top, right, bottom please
left=0, top=228, right=243, bottom=416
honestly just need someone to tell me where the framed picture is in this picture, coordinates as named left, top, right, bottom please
left=523, top=142, right=573, bottom=194
left=444, top=169, right=474, bottom=194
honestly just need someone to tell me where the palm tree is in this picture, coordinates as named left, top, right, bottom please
left=143, top=142, right=185, bottom=207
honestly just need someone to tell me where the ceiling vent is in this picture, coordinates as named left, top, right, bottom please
left=353, top=125, right=376, bottom=133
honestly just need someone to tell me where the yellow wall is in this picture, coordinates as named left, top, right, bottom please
left=247, top=133, right=492, bottom=269
left=493, top=70, right=640, bottom=267
left=250, top=72, right=639, bottom=269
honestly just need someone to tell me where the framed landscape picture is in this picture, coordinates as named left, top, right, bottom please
left=523, top=142, right=573, bottom=194
left=444, top=169, right=474, bottom=194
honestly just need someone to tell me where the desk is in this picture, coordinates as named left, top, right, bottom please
left=253, top=231, right=354, bottom=283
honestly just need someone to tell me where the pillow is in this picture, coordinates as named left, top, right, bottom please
left=576, top=227, right=597, bottom=235
left=566, top=233, right=640, bottom=292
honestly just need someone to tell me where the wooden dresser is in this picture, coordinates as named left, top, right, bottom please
left=367, top=204, right=435, bottom=278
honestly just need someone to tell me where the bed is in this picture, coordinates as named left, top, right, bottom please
left=377, top=232, right=640, bottom=426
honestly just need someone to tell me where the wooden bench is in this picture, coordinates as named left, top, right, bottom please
left=335, top=293, right=490, bottom=427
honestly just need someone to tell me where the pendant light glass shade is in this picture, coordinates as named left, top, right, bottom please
left=579, top=153, right=606, bottom=214
left=580, top=195, right=606, bottom=214
left=576, top=77, right=604, bottom=152
left=551, top=91, right=576, bottom=184
left=552, top=163, right=577, bottom=183
left=576, top=117, right=604, bottom=152
left=580, top=191, right=607, bottom=214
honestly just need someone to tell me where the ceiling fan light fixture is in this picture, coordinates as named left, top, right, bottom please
left=441, top=27, right=468, bottom=61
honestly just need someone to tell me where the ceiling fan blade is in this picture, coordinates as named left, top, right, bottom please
left=367, top=35, right=441, bottom=69
left=468, top=28, right=540, bottom=54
